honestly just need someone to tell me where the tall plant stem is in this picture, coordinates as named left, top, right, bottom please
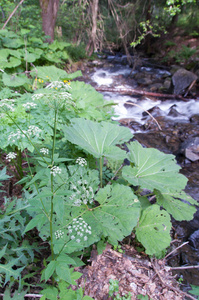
left=50, top=109, right=58, bottom=261
left=99, top=157, right=103, bottom=188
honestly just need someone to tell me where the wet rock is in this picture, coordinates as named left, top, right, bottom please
left=168, top=105, right=183, bottom=118
left=124, top=100, right=137, bottom=109
left=149, top=83, right=163, bottom=92
left=142, top=106, right=162, bottom=118
left=172, top=68, right=197, bottom=95
left=163, top=78, right=171, bottom=90
left=190, top=114, right=199, bottom=125
left=181, top=137, right=199, bottom=161
left=188, top=229, right=199, bottom=249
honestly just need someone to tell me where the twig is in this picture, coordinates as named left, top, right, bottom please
left=124, top=101, right=162, bottom=130
left=170, top=265, right=199, bottom=270
left=107, top=163, right=124, bottom=185
left=2, top=0, right=26, bottom=29
left=164, top=241, right=189, bottom=260
left=0, top=293, right=42, bottom=298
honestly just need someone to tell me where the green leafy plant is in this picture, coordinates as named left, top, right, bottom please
left=189, top=285, right=199, bottom=299
left=109, top=279, right=132, bottom=299
left=0, top=69, right=197, bottom=296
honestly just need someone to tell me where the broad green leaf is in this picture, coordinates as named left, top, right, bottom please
left=41, top=287, right=58, bottom=300
left=136, top=205, right=172, bottom=256
left=56, top=263, right=72, bottom=283
left=83, top=184, right=140, bottom=244
left=3, top=38, right=24, bottom=48
left=44, top=261, right=57, bottom=281
left=63, top=118, right=132, bottom=160
left=3, top=72, right=31, bottom=87
left=49, top=40, right=71, bottom=50
left=25, top=52, right=37, bottom=62
left=70, top=81, right=112, bottom=120
left=122, top=141, right=188, bottom=193
left=30, top=65, right=80, bottom=82
left=45, top=52, right=62, bottom=63
left=9, top=49, right=22, bottom=59
left=155, top=190, right=197, bottom=221
left=23, top=214, right=48, bottom=234
left=6, top=57, right=21, bottom=68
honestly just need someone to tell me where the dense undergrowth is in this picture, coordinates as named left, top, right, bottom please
left=0, top=28, right=198, bottom=299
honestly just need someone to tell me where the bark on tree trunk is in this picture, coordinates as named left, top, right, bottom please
left=39, top=0, right=59, bottom=43
left=86, top=0, right=99, bottom=56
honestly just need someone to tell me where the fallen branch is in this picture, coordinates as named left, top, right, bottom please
left=0, top=293, right=42, bottom=298
left=170, top=265, right=199, bottom=270
left=96, top=87, right=190, bottom=101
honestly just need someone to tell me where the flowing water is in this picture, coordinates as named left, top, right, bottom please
left=83, top=55, right=199, bottom=291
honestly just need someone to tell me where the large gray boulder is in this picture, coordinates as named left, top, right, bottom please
left=172, top=68, right=197, bottom=95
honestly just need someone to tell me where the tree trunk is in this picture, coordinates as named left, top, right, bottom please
left=86, top=0, right=99, bottom=56
left=39, top=0, right=59, bottom=43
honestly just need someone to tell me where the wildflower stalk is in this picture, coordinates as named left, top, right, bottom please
left=16, top=148, right=24, bottom=179
left=50, top=108, right=58, bottom=261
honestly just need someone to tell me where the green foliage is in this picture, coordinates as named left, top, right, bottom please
left=189, top=285, right=199, bottom=298
left=63, top=118, right=132, bottom=160
left=0, top=167, right=11, bottom=192
left=0, top=29, right=78, bottom=89
left=135, top=205, right=172, bottom=256
left=109, top=279, right=132, bottom=300
left=0, top=64, right=197, bottom=295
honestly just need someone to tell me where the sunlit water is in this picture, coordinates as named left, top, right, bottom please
left=90, top=63, right=199, bottom=125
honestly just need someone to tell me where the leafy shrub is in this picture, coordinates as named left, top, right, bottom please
left=0, top=68, right=197, bottom=296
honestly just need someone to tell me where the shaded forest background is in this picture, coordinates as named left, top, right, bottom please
left=1, top=0, right=199, bottom=65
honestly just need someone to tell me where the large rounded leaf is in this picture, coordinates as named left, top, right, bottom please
left=136, top=205, right=172, bottom=256
left=122, top=141, right=188, bottom=192
left=63, top=118, right=133, bottom=160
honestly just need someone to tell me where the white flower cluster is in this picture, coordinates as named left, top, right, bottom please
left=76, top=157, right=87, bottom=167
left=68, top=217, right=92, bottom=243
left=69, top=180, right=94, bottom=206
left=47, top=81, right=71, bottom=91
left=27, top=125, right=42, bottom=137
left=0, top=99, right=15, bottom=112
left=6, top=152, right=17, bottom=162
left=31, top=94, right=44, bottom=101
left=40, top=148, right=49, bottom=155
left=22, top=102, right=37, bottom=109
left=8, top=129, right=26, bottom=143
left=55, top=230, right=64, bottom=240
left=8, top=125, right=42, bottom=143
left=50, top=166, right=62, bottom=177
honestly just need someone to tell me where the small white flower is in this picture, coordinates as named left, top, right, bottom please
left=22, top=102, right=37, bottom=109
left=32, top=93, right=44, bottom=101
left=50, top=166, right=62, bottom=177
left=40, top=148, right=49, bottom=155
left=71, top=235, right=75, bottom=240
left=6, top=152, right=17, bottom=162
left=55, top=230, right=64, bottom=239
left=84, top=236, right=88, bottom=241
left=0, top=99, right=15, bottom=112
left=27, top=125, right=41, bottom=137
left=76, top=239, right=81, bottom=243
left=76, top=157, right=87, bottom=167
